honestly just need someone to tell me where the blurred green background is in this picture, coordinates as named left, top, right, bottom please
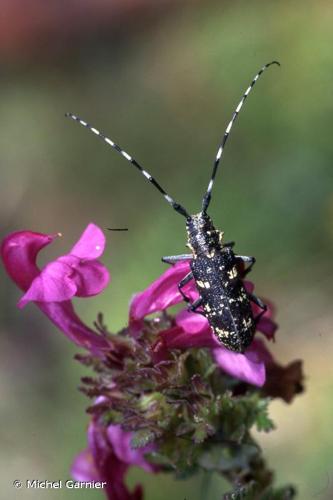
left=1, top=0, right=333, bottom=498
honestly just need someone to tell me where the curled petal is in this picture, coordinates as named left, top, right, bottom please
left=256, top=315, right=277, bottom=340
left=129, top=260, right=196, bottom=321
left=1, top=230, right=56, bottom=291
left=72, top=260, right=110, bottom=297
left=70, top=223, right=106, bottom=260
left=212, top=338, right=273, bottom=387
left=18, top=255, right=110, bottom=308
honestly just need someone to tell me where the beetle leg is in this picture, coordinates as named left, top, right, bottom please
left=248, top=292, right=266, bottom=310
left=248, top=292, right=267, bottom=323
left=188, top=297, right=204, bottom=312
left=223, top=241, right=235, bottom=248
left=178, top=272, right=194, bottom=303
left=235, top=255, right=256, bottom=276
left=162, top=254, right=192, bottom=264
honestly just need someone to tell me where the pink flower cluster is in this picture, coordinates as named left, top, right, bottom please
left=72, top=418, right=155, bottom=500
left=130, top=260, right=276, bottom=387
left=1, top=223, right=279, bottom=500
left=2, top=224, right=110, bottom=354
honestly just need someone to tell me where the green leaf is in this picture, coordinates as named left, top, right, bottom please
left=255, top=399, right=276, bottom=432
left=130, top=429, right=156, bottom=449
left=261, top=485, right=297, bottom=499
left=223, top=482, right=297, bottom=500
left=199, top=442, right=259, bottom=473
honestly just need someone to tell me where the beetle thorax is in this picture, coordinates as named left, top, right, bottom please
left=186, top=212, right=221, bottom=255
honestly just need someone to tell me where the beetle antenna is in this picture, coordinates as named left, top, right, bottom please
left=65, top=113, right=190, bottom=218
left=202, top=61, right=280, bottom=213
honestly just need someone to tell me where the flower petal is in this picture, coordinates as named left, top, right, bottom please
left=158, top=309, right=218, bottom=349
left=18, top=260, right=77, bottom=307
left=158, top=324, right=216, bottom=350
left=84, top=421, right=144, bottom=500
left=1, top=230, right=56, bottom=291
left=175, top=308, right=209, bottom=334
left=38, top=301, right=109, bottom=354
left=70, top=223, right=106, bottom=260
left=264, top=359, right=304, bottom=403
left=107, top=425, right=155, bottom=473
left=129, top=260, right=196, bottom=321
left=74, top=260, right=110, bottom=297
left=244, top=282, right=277, bottom=341
left=256, top=315, right=278, bottom=340
left=71, top=449, right=100, bottom=482
left=252, top=298, right=277, bottom=341
left=244, top=280, right=255, bottom=294
left=1, top=227, right=109, bottom=354
left=212, top=338, right=273, bottom=387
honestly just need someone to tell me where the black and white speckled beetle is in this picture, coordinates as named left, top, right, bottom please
left=66, top=61, right=279, bottom=353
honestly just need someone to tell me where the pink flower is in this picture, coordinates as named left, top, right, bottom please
left=1, top=223, right=110, bottom=355
left=71, top=421, right=155, bottom=500
left=130, top=261, right=277, bottom=387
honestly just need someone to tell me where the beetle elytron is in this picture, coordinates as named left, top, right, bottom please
left=66, top=61, right=279, bottom=352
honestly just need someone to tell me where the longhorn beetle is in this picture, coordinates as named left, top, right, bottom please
left=66, top=61, right=279, bottom=353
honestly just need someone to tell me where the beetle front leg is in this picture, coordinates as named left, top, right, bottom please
left=235, top=255, right=256, bottom=276
left=162, top=254, right=192, bottom=265
left=178, top=272, right=194, bottom=304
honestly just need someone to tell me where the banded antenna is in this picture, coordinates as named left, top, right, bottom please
left=65, top=113, right=190, bottom=218
left=202, top=61, right=280, bottom=213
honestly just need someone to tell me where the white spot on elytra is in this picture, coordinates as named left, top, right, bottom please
left=242, top=317, right=252, bottom=328
left=227, top=267, right=237, bottom=279
left=216, top=327, right=229, bottom=337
